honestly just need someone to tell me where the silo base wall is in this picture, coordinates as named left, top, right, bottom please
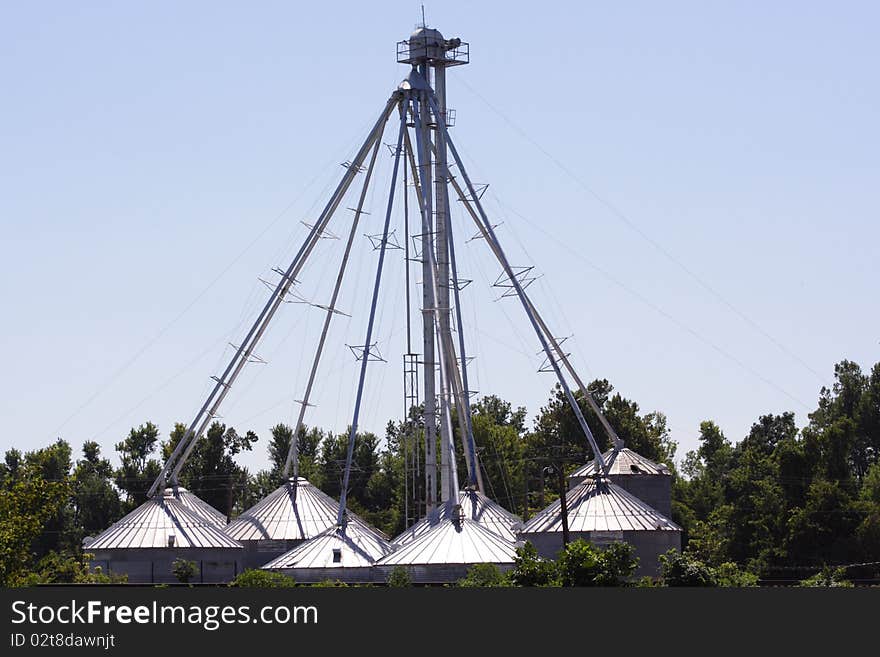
left=273, top=567, right=378, bottom=585
left=374, top=563, right=513, bottom=585
left=520, top=530, right=681, bottom=578
left=89, top=548, right=243, bottom=584
left=239, top=539, right=306, bottom=570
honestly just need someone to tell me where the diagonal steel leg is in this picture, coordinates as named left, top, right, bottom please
left=149, top=94, right=399, bottom=498
left=429, top=94, right=609, bottom=477
left=283, top=134, right=385, bottom=482
left=337, top=105, right=407, bottom=531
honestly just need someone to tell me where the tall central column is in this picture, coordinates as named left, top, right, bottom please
left=418, top=68, right=438, bottom=513
left=433, top=66, right=455, bottom=503
left=401, top=25, right=471, bottom=512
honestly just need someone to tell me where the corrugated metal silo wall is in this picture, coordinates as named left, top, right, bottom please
left=568, top=474, right=672, bottom=518
left=280, top=567, right=378, bottom=585
left=617, top=475, right=672, bottom=518
left=373, top=563, right=514, bottom=585
left=240, top=539, right=306, bottom=569
left=520, top=530, right=680, bottom=579
left=89, top=548, right=243, bottom=583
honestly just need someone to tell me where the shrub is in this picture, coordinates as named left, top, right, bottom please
left=11, top=552, right=127, bottom=585
left=659, top=549, right=716, bottom=586
left=457, top=563, right=511, bottom=587
left=171, top=558, right=197, bottom=584
left=715, top=562, right=758, bottom=587
left=798, top=566, right=854, bottom=588
left=507, top=542, right=559, bottom=587
left=556, top=540, right=638, bottom=587
left=229, top=569, right=297, bottom=588
left=386, top=566, right=412, bottom=587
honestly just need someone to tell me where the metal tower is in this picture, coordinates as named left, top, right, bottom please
left=139, top=23, right=619, bottom=565
left=397, top=25, right=479, bottom=510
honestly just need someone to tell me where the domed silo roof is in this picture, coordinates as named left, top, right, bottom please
left=262, top=522, right=394, bottom=583
left=169, top=486, right=227, bottom=526
left=519, top=478, right=681, bottom=577
left=225, top=477, right=383, bottom=542
left=84, top=488, right=242, bottom=550
left=567, top=446, right=674, bottom=517
left=394, top=490, right=522, bottom=544
left=376, top=512, right=518, bottom=583
left=521, top=478, right=680, bottom=535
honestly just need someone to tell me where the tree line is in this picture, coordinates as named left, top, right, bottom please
left=1, top=358, right=877, bottom=586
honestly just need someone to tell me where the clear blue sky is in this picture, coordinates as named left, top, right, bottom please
left=1, top=1, right=877, bottom=475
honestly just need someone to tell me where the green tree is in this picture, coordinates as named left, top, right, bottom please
left=0, top=448, right=23, bottom=484
left=72, top=441, right=122, bottom=550
left=723, top=429, right=787, bottom=570
left=457, top=563, right=511, bottom=587
left=713, top=562, right=759, bottom=587
left=507, top=541, right=559, bottom=587
left=861, top=462, right=880, bottom=504
left=229, top=569, right=297, bottom=587
left=172, top=558, right=197, bottom=584
left=659, top=549, right=716, bottom=587
left=786, top=479, right=862, bottom=565
left=318, top=430, right=381, bottom=506
left=22, top=439, right=75, bottom=556
left=470, top=396, right=527, bottom=516
left=18, top=552, right=127, bottom=585
left=166, top=421, right=257, bottom=519
left=386, top=565, right=412, bottom=587
left=556, top=540, right=638, bottom=587
left=115, top=422, right=162, bottom=509
left=0, top=466, right=70, bottom=586
left=798, top=566, right=853, bottom=588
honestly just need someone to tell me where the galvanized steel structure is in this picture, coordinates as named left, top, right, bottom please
left=568, top=445, right=673, bottom=517
left=85, top=487, right=242, bottom=583
left=520, top=478, right=681, bottom=577
left=376, top=512, right=518, bottom=584
left=89, top=20, right=678, bottom=584
left=395, top=489, right=522, bottom=544
left=225, top=476, right=388, bottom=568
left=263, top=522, right=395, bottom=584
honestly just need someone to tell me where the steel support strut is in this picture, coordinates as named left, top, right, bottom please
left=444, top=165, right=622, bottom=454
left=147, top=94, right=398, bottom=498
left=403, top=123, right=481, bottom=493
left=337, top=105, right=407, bottom=531
left=428, top=94, right=609, bottom=476
left=409, top=93, right=463, bottom=502
left=283, top=134, right=385, bottom=481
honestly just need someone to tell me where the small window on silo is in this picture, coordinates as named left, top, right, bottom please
left=332, top=549, right=342, bottom=563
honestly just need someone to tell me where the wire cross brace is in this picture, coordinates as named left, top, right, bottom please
left=346, top=342, right=387, bottom=363
left=465, top=221, right=503, bottom=243
left=492, top=266, right=541, bottom=299
left=228, top=343, right=267, bottom=364
left=366, top=230, right=403, bottom=250
left=537, top=336, right=573, bottom=372
left=301, top=220, right=339, bottom=240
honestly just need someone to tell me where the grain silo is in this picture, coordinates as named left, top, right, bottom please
left=84, top=486, right=243, bottom=583
left=395, top=489, right=522, bottom=544
left=171, top=485, right=227, bottom=526
left=224, top=476, right=386, bottom=569
left=262, top=520, right=395, bottom=584
left=518, top=478, right=681, bottom=577
left=375, top=506, right=518, bottom=584
left=568, top=444, right=673, bottom=517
